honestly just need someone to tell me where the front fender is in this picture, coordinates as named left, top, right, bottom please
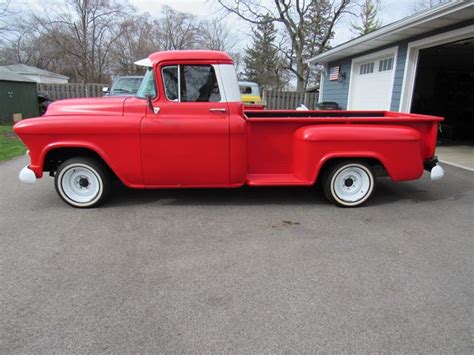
left=14, top=113, right=144, bottom=188
left=30, top=141, right=143, bottom=188
left=293, top=124, right=424, bottom=182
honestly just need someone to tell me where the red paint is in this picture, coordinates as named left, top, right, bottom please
left=148, top=50, right=234, bottom=66
left=14, top=50, right=443, bottom=191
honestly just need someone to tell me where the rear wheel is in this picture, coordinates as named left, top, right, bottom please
left=323, top=161, right=375, bottom=207
left=55, top=157, right=110, bottom=208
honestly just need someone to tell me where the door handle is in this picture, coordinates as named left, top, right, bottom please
left=209, top=108, right=226, bottom=113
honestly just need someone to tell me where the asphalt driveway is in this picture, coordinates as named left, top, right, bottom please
left=1, top=155, right=473, bottom=353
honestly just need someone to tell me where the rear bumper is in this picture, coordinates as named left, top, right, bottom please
left=424, top=157, right=444, bottom=181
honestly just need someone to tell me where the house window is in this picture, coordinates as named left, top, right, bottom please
left=359, top=62, right=374, bottom=75
left=379, top=57, right=394, bottom=72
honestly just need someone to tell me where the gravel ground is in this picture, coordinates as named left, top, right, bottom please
left=1, top=155, right=473, bottom=353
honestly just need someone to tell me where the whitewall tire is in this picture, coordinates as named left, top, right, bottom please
left=323, top=161, right=375, bottom=207
left=55, top=157, right=110, bottom=208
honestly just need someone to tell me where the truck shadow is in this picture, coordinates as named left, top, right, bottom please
left=106, top=174, right=468, bottom=208
left=108, top=184, right=326, bottom=207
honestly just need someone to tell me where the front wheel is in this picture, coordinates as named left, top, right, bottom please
left=323, top=161, right=375, bottom=207
left=55, top=157, right=110, bottom=208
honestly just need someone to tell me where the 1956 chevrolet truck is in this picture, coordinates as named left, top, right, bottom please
left=14, top=50, right=444, bottom=208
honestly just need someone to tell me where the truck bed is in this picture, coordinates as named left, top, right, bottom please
left=243, top=110, right=443, bottom=186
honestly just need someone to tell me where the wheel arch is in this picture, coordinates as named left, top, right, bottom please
left=314, top=154, right=390, bottom=184
left=41, top=143, right=121, bottom=181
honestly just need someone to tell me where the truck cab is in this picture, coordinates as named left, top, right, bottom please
left=132, top=51, right=245, bottom=187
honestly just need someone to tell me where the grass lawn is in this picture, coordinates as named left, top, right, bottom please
left=0, top=125, right=26, bottom=162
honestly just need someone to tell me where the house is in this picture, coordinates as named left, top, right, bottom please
left=307, top=1, right=474, bottom=145
left=0, top=68, right=38, bottom=124
left=0, top=64, right=69, bottom=84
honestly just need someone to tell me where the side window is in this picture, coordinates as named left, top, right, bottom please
left=162, top=66, right=179, bottom=101
left=136, top=68, right=157, bottom=99
left=162, top=65, right=221, bottom=102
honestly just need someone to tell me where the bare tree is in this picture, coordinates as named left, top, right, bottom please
left=0, top=2, right=246, bottom=83
left=217, top=0, right=354, bottom=93
left=197, top=19, right=236, bottom=52
left=409, top=0, right=449, bottom=14
left=196, top=18, right=245, bottom=69
left=157, top=5, right=198, bottom=50
left=34, top=0, right=133, bottom=82
left=0, top=0, right=12, bottom=39
left=0, top=21, right=67, bottom=71
left=110, top=14, right=160, bottom=75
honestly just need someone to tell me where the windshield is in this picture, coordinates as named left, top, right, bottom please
left=112, top=77, right=143, bottom=94
left=136, top=68, right=157, bottom=99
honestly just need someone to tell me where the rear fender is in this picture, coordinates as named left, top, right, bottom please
left=293, top=125, right=424, bottom=182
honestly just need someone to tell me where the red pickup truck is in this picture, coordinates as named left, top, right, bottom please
left=14, top=50, right=444, bottom=208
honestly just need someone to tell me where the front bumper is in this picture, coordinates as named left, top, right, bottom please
left=19, top=166, right=37, bottom=184
left=424, top=157, right=445, bottom=181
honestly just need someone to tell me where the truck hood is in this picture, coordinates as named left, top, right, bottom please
left=45, top=97, right=127, bottom=116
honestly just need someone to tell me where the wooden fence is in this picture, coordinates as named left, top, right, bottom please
left=36, top=84, right=319, bottom=110
left=37, top=83, right=107, bottom=101
left=263, top=90, right=319, bottom=110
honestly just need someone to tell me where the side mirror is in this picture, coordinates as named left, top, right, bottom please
left=146, top=93, right=160, bottom=114
left=102, top=87, right=109, bottom=93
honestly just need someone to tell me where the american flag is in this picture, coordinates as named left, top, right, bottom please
left=329, top=66, right=340, bottom=81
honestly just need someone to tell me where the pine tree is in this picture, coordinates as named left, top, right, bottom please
left=351, top=0, right=382, bottom=37
left=243, top=15, right=286, bottom=90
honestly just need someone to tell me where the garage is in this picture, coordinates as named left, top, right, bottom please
left=308, top=2, right=473, bottom=169
left=411, top=37, right=474, bottom=143
left=348, top=49, right=396, bottom=110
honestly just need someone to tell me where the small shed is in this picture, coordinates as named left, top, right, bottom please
left=0, top=68, right=39, bottom=124
left=0, top=64, right=69, bottom=84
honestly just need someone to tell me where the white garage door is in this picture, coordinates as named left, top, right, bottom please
left=349, top=55, right=395, bottom=110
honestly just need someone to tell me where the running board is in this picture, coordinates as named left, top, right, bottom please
left=246, top=174, right=312, bottom=186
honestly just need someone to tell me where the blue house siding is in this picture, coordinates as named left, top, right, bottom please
left=320, top=19, right=474, bottom=111
left=390, top=43, right=407, bottom=111
left=321, top=58, right=352, bottom=109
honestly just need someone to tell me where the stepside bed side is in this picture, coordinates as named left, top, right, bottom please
left=293, top=125, right=424, bottom=182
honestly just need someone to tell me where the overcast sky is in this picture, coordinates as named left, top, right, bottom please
left=20, top=0, right=422, bottom=49
left=129, top=0, right=420, bottom=46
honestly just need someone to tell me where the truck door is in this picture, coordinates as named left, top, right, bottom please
left=141, top=64, right=230, bottom=186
